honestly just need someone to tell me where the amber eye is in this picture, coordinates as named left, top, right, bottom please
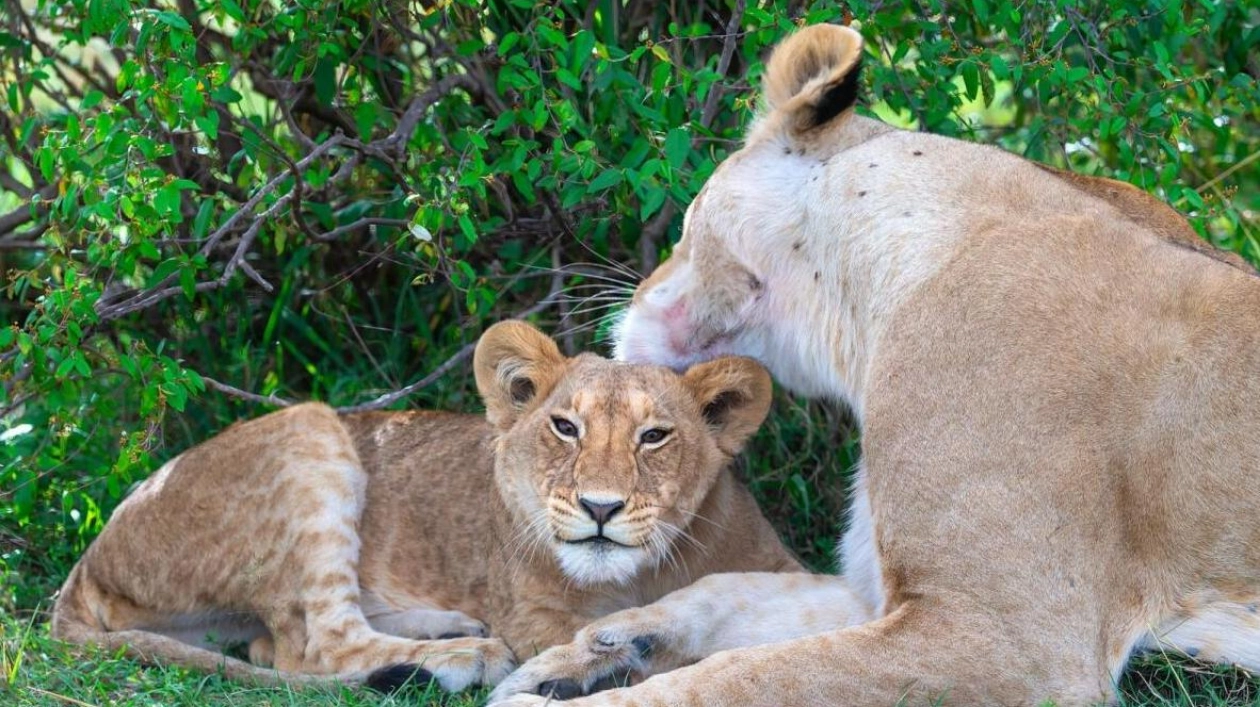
left=551, top=416, right=579, bottom=439
left=639, top=428, right=671, bottom=445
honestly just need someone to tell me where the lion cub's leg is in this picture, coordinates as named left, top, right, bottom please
left=488, top=572, right=871, bottom=701
left=234, top=412, right=513, bottom=689
left=1141, top=598, right=1260, bottom=671
left=360, top=591, right=488, bottom=640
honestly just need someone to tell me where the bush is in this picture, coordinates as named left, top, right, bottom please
left=1, top=0, right=1256, bottom=621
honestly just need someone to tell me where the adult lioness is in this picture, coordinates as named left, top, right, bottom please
left=51, top=321, right=839, bottom=692
left=490, top=24, right=1260, bottom=707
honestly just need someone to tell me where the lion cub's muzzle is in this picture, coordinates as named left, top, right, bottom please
left=553, top=494, right=643, bottom=546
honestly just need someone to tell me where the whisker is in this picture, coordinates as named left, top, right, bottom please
left=517, top=263, right=638, bottom=288
left=563, top=253, right=643, bottom=282
left=678, top=508, right=728, bottom=533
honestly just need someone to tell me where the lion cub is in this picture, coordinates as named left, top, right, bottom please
left=51, top=321, right=803, bottom=691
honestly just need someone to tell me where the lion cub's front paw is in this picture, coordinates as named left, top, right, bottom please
left=422, top=636, right=517, bottom=691
left=487, top=627, right=653, bottom=703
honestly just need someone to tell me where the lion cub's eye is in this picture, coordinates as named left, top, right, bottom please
left=639, top=428, right=671, bottom=445
left=551, top=416, right=579, bottom=439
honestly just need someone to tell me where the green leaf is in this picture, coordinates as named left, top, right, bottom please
left=355, top=102, right=380, bottom=140
left=556, top=67, right=582, bottom=91
left=81, top=90, right=105, bottom=110
left=961, top=61, right=980, bottom=102
left=195, top=110, right=219, bottom=140
left=498, top=32, right=520, bottom=57
left=588, top=169, right=623, bottom=192
left=153, top=10, right=191, bottom=32
left=220, top=0, right=246, bottom=21
left=313, top=59, right=336, bottom=107
left=639, top=188, right=667, bottom=220
left=664, top=127, right=690, bottom=170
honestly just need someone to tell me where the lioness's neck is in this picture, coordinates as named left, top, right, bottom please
left=744, top=115, right=977, bottom=418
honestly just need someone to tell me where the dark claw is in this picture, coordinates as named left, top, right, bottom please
left=437, top=631, right=468, bottom=639
left=364, top=664, right=436, bottom=693
left=538, top=678, right=584, bottom=700
left=631, top=635, right=655, bottom=658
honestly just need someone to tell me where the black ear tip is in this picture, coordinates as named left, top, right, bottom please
left=364, top=664, right=436, bottom=693
left=811, top=55, right=862, bottom=128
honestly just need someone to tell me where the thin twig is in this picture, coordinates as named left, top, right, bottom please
left=314, top=217, right=410, bottom=242
left=641, top=0, right=746, bottom=270
left=337, top=284, right=566, bottom=413
left=94, top=134, right=347, bottom=321
left=201, top=376, right=294, bottom=407
left=335, top=342, right=477, bottom=414
left=1196, top=150, right=1260, bottom=194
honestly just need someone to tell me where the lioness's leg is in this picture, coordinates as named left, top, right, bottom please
left=490, top=597, right=1108, bottom=707
left=1141, top=598, right=1260, bottom=671
left=488, top=572, right=871, bottom=701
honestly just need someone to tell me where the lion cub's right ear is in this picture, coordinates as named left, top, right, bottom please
left=763, top=23, right=864, bottom=134
left=474, top=321, right=567, bottom=431
left=682, top=357, right=773, bottom=457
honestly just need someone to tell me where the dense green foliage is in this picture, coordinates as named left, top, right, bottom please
left=1, top=0, right=1257, bottom=703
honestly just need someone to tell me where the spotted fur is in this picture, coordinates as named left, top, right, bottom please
left=51, top=322, right=806, bottom=691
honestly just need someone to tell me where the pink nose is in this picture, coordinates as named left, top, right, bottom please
left=578, top=498, right=625, bottom=527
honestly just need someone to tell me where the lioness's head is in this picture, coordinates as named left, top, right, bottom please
left=613, top=24, right=867, bottom=398
left=473, top=321, right=772, bottom=586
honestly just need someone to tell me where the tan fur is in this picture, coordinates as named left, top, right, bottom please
left=51, top=322, right=806, bottom=691
left=491, top=24, right=1260, bottom=707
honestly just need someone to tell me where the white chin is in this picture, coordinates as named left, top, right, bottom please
left=554, top=543, right=644, bottom=586
left=612, top=308, right=704, bottom=370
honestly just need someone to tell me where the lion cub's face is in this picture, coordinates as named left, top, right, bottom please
left=474, top=322, right=772, bottom=586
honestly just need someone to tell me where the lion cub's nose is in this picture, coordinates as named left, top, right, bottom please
left=578, top=498, right=626, bottom=526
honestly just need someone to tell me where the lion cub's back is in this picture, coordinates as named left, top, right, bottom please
left=340, top=410, right=499, bottom=616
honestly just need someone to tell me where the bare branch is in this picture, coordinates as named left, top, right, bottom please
left=93, top=134, right=347, bottom=322
left=335, top=341, right=477, bottom=414
left=0, top=186, right=56, bottom=236
left=385, top=73, right=479, bottom=157
left=313, top=217, right=410, bottom=242
left=640, top=0, right=746, bottom=272
left=336, top=283, right=566, bottom=414
left=0, top=223, right=49, bottom=249
left=698, top=0, right=747, bottom=130
left=201, top=376, right=293, bottom=407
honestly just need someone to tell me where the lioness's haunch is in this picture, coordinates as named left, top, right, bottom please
left=490, top=24, right=1260, bottom=707
left=50, top=321, right=829, bottom=691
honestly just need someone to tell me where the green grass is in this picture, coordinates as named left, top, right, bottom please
left=0, top=609, right=477, bottom=707
left=4, top=608, right=1258, bottom=707
left=4, top=398, right=1259, bottom=707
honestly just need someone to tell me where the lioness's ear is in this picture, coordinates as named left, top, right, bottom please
left=474, top=321, right=566, bottom=431
left=763, top=23, right=863, bottom=133
left=682, top=357, right=773, bottom=456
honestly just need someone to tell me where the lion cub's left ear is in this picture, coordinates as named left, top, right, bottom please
left=474, top=321, right=567, bottom=431
left=763, top=23, right=864, bottom=134
left=682, top=357, right=773, bottom=456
